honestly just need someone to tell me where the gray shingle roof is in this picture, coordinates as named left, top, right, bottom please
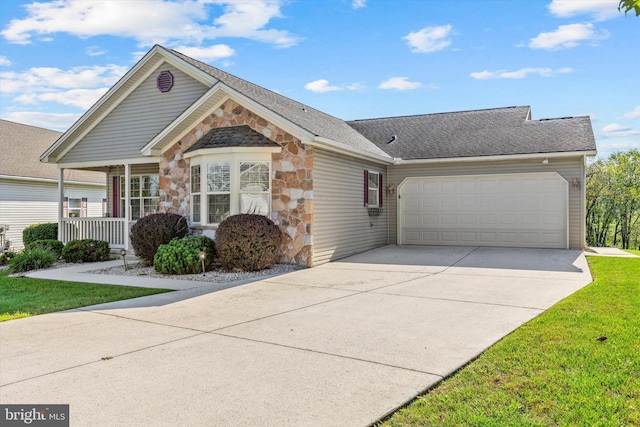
left=167, top=48, right=392, bottom=160
left=185, top=125, right=279, bottom=153
left=1, top=119, right=104, bottom=183
left=347, top=106, right=597, bottom=160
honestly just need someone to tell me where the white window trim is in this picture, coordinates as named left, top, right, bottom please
left=68, top=198, right=82, bottom=218
left=186, top=148, right=278, bottom=226
left=120, top=174, right=160, bottom=220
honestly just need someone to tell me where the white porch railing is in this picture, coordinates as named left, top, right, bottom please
left=60, top=218, right=127, bottom=249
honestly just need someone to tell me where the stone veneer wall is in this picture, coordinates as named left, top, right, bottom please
left=158, top=100, right=314, bottom=266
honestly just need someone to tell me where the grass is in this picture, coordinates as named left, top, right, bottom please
left=0, top=269, right=172, bottom=321
left=380, top=256, right=640, bottom=427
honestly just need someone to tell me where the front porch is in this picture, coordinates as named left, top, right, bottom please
left=56, top=161, right=160, bottom=251
left=60, top=217, right=128, bottom=249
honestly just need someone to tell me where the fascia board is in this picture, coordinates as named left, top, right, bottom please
left=184, top=146, right=282, bottom=159
left=392, top=150, right=598, bottom=165
left=310, top=137, right=394, bottom=165
left=140, top=82, right=226, bottom=156
left=57, top=157, right=161, bottom=170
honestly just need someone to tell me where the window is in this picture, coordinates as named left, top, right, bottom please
left=187, top=153, right=274, bottom=225
left=207, top=163, right=230, bottom=223
left=68, top=198, right=81, bottom=217
left=240, top=161, right=270, bottom=215
left=190, top=165, right=201, bottom=223
left=364, top=170, right=382, bottom=208
left=120, top=175, right=159, bottom=220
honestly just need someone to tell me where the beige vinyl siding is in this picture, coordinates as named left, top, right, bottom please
left=312, top=149, right=388, bottom=266
left=61, top=64, right=209, bottom=163
left=0, top=179, right=106, bottom=250
left=387, top=157, right=585, bottom=249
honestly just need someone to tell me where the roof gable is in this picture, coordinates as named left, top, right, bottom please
left=185, top=125, right=280, bottom=152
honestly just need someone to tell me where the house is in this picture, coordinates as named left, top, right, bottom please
left=0, top=120, right=106, bottom=250
left=40, top=45, right=596, bottom=267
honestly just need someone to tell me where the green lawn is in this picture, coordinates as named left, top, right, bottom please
left=0, top=269, right=172, bottom=321
left=380, top=256, right=640, bottom=426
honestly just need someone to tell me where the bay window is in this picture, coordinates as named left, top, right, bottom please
left=187, top=150, right=277, bottom=225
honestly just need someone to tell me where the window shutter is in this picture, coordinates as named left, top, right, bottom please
left=63, top=197, right=69, bottom=217
left=364, top=170, right=369, bottom=207
left=112, top=177, right=120, bottom=218
left=81, top=198, right=88, bottom=218
left=379, top=173, right=383, bottom=208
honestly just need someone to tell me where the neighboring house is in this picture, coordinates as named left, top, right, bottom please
left=40, top=45, right=596, bottom=267
left=0, top=120, right=106, bottom=250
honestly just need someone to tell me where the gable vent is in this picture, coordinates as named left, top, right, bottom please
left=157, top=70, right=174, bottom=93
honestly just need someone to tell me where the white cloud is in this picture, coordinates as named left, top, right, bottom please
left=171, top=45, right=235, bottom=62
left=0, top=111, right=79, bottom=132
left=548, top=0, right=620, bottom=21
left=470, top=67, right=573, bottom=79
left=0, top=56, right=11, bottom=66
left=86, top=46, right=106, bottom=56
left=403, top=25, right=453, bottom=53
left=1, top=0, right=300, bottom=48
left=529, top=23, right=609, bottom=50
left=378, top=77, right=422, bottom=91
left=623, top=106, right=640, bottom=119
left=14, top=88, right=108, bottom=110
left=304, top=79, right=343, bottom=93
left=352, top=0, right=366, bottom=9
left=0, top=65, right=127, bottom=94
left=601, top=123, right=640, bottom=137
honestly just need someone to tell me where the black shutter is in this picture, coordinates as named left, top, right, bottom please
left=364, top=170, right=369, bottom=207
left=379, top=173, right=383, bottom=207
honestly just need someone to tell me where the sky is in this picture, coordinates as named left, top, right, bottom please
left=0, top=0, right=638, bottom=159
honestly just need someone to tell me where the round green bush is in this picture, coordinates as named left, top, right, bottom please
left=26, top=239, right=64, bottom=257
left=22, top=223, right=58, bottom=246
left=153, top=236, right=216, bottom=275
left=8, top=248, right=57, bottom=274
left=62, top=239, right=111, bottom=263
left=130, top=213, right=189, bottom=265
left=215, top=214, right=282, bottom=272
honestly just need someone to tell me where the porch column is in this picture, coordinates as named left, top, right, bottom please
left=58, top=168, right=64, bottom=241
left=124, top=163, right=131, bottom=250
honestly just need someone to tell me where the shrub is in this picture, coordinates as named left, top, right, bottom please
left=154, top=236, right=216, bottom=275
left=26, top=239, right=64, bottom=257
left=215, top=214, right=282, bottom=272
left=22, top=223, right=58, bottom=246
left=130, top=213, right=189, bottom=265
left=8, top=249, right=57, bottom=274
left=1, top=251, right=17, bottom=266
left=62, top=239, right=111, bottom=263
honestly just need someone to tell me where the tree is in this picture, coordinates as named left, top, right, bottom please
left=586, top=150, right=640, bottom=249
left=619, top=0, right=640, bottom=16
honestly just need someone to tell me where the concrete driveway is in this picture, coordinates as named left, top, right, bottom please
left=0, top=246, right=592, bottom=426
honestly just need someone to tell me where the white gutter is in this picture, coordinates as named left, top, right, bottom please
left=311, top=137, right=394, bottom=165
left=393, top=150, right=597, bottom=164
left=0, top=174, right=105, bottom=187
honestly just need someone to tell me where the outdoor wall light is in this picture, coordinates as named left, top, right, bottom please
left=572, top=178, right=580, bottom=189
left=387, top=184, right=395, bottom=194
left=120, top=248, right=127, bottom=271
left=199, top=251, right=206, bottom=275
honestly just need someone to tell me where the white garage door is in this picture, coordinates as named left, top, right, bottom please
left=398, top=172, right=568, bottom=249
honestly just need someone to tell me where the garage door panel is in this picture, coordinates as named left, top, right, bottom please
left=399, top=173, right=568, bottom=249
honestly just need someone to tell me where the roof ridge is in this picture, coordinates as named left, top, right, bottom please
left=347, top=106, right=531, bottom=123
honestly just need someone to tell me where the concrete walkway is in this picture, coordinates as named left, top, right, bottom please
left=586, top=247, right=639, bottom=257
left=0, top=246, right=593, bottom=426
